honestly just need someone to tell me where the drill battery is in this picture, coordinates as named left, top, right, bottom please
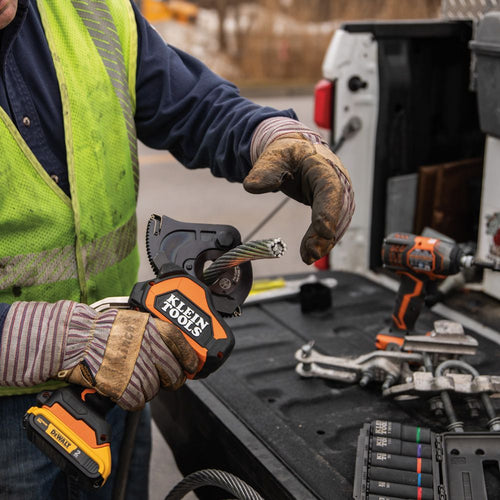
left=24, top=386, right=113, bottom=489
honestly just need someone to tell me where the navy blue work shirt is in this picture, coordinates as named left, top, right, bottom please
left=0, top=0, right=297, bottom=329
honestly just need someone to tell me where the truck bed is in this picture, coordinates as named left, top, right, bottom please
left=152, top=271, right=500, bottom=499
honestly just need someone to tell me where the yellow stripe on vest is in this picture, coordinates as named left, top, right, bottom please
left=71, top=0, right=139, bottom=197
left=0, top=215, right=137, bottom=290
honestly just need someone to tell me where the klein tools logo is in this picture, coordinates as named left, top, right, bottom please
left=160, top=292, right=210, bottom=337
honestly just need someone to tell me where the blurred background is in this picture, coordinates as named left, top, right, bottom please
left=137, top=0, right=440, bottom=86
left=134, top=0, right=443, bottom=284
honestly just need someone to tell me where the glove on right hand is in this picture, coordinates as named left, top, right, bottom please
left=0, top=301, right=199, bottom=411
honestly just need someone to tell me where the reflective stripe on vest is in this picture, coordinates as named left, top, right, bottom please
left=0, top=0, right=139, bottom=396
left=0, top=215, right=137, bottom=290
left=71, top=0, right=139, bottom=195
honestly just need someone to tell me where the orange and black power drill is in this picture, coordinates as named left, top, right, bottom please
left=380, top=232, right=492, bottom=334
left=24, top=215, right=253, bottom=489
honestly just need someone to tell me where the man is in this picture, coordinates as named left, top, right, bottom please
left=0, top=0, right=354, bottom=498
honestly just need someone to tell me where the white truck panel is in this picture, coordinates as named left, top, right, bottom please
left=477, top=136, right=500, bottom=299
left=322, top=29, right=379, bottom=272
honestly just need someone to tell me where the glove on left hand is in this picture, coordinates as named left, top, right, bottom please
left=245, top=118, right=354, bottom=264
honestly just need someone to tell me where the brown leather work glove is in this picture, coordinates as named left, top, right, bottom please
left=61, top=307, right=199, bottom=411
left=0, top=301, right=199, bottom=411
left=245, top=118, right=354, bottom=264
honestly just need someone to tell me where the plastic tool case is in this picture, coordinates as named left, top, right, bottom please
left=353, top=420, right=500, bottom=499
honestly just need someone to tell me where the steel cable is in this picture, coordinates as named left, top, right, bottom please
left=164, top=468, right=264, bottom=500
left=203, top=238, right=287, bottom=285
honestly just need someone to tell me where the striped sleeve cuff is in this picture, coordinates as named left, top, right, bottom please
left=0, top=300, right=76, bottom=387
left=60, top=304, right=117, bottom=380
left=333, top=157, right=355, bottom=243
left=250, top=117, right=327, bottom=164
left=0, top=304, right=11, bottom=340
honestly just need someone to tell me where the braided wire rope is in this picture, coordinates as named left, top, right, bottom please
left=164, top=468, right=264, bottom=500
left=203, top=238, right=287, bottom=285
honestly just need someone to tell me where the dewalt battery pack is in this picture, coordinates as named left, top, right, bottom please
left=24, top=386, right=113, bottom=489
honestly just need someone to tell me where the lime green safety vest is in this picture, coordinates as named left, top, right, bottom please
left=0, top=0, right=140, bottom=395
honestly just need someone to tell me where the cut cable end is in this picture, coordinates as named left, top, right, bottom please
left=268, top=238, right=287, bottom=258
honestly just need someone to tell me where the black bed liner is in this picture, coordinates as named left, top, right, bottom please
left=152, top=271, right=500, bottom=499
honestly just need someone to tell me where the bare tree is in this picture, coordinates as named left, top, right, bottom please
left=193, top=0, right=256, bottom=52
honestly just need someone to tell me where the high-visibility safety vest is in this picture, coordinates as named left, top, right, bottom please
left=0, top=0, right=139, bottom=395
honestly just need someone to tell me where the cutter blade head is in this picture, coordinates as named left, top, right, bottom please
left=145, top=214, right=252, bottom=316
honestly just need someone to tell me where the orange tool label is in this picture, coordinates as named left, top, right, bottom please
left=145, top=277, right=228, bottom=340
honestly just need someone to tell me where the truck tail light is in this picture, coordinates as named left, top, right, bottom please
left=314, top=79, right=335, bottom=130
left=313, top=254, right=330, bottom=270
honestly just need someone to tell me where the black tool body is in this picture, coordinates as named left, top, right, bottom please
left=25, top=215, right=254, bottom=487
left=146, top=214, right=253, bottom=317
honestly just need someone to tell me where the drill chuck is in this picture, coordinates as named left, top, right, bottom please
left=460, top=254, right=475, bottom=269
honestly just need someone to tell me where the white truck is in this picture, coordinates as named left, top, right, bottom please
left=313, top=1, right=500, bottom=303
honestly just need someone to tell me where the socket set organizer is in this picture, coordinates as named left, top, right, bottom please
left=353, top=420, right=500, bottom=500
